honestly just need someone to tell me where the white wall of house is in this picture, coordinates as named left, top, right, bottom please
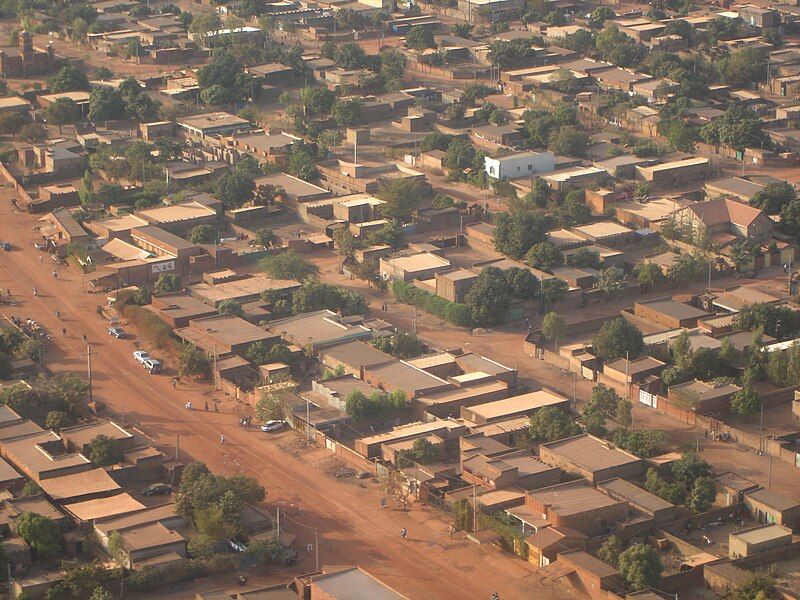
left=484, top=151, right=555, bottom=180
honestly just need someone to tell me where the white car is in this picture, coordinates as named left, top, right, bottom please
left=133, top=350, right=150, bottom=364
left=260, top=420, right=286, bottom=432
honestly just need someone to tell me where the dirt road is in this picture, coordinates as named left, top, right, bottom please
left=0, top=187, right=559, bottom=600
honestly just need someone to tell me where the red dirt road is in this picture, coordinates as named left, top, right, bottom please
left=0, top=186, right=557, bottom=599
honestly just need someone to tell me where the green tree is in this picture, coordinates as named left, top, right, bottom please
left=46, top=97, right=82, bottom=131
left=668, top=251, right=708, bottom=285
left=671, top=453, right=710, bottom=489
left=45, top=411, right=73, bottom=431
left=370, top=332, right=423, bottom=358
left=634, top=263, right=666, bottom=290
left=255, top=391, right=286, bottom=421
left=750, top=181, right=795, bottom=215
left=287, top=148, right=317, bottom=181
left=87, top=434, right=123, bottom=466
left=377, top=178, right=427, bottom=221
left=592, top=318, right=644, bottom=362
left=597, top=267, right=626, bottom=296
left=731, top=386, right=760, bottom=417
left=540, top=278, right=568, bottom=310
left=688, top=476, right=716, bottom=512
left=88, top=87, right=126, bottom=122
left=300, top=86, right=335, bottom=116
left=218, top=299, right=244, bottom=317
left=332, top=98, right=365, bottom=127
left=719, top=47, right=767, bottom=87
left=189, top=224, right=215, bottom=244
left=729, top=574, right=777, bottom=600
left=213, top=172, right=254, bottom=210
left=541, top=312, right=565, bottom=349
left=597, top=536, right=622, bottom=567
left=154, top=273, right=181, bottom=295
left=525, top=242, right=563, bottom=271
left=568, top=248, right=602, bottom=270
left=291, top=281, right=367, bottom=316
left=548, top=126, right=588, bottom=157
left=17, top=512, right=62, bottom=561
left=49, top=65, right=90, bottom=92
left=200, top=84, right=233, bottom=106
left=618, top=544, right=663, bottom=591
left=189, top=11, right=223, bottom=47
left=504, top=267, right=538, bottom=299
left=333, top=42, right=367, bottom=69
left=463, top=267, right=511, bottom=327
left=179, top=345, right=210, bottom=378
left=611, top=429, right=663, bottom=458
left=380, top=49, right=406, bottom=90
left=493, top=211, right=554, bottom=259
left=405, top=25, right=435, bottom=50
left=397, top=438, right=439, bottom=466
left=529, top=406, right=581, bottom=442
left=258, top=251, right=319, bottom=280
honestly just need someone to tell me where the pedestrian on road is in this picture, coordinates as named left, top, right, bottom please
left=401, top=528, right=407, bottom=540
left=449, top=525, right=454, bottom=539
left=38, top=255, right=42, bottom=263
left=52, top=271, right=57, bottom=279
left=55, top=310, right=60, bottom=320
left=204, top=401, right=209, bottom=411
left=491, top=593, right=499, bottom=600
left=81, top=334, right=87, bottom=342
left=214, top=402, right=219, bottom=412
left=172, top=378, right=178, bottom=388
left=62, top=328, right=66, bottom=337
left=32, top=287, right=37, bottom=296
left=220, top=434, right=225, bottom=444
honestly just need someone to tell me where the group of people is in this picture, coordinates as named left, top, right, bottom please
left=238, top=415, right=252, bottom=428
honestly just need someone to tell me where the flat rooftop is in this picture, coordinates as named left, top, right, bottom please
left=466, top=389, right=569, bottom=421
left=384, top=252, right=451, bottom=272
left=598, top=477, right=673, bottom=513
left=66, top=493, right=146, bottom=521
left=177, top=314, right=276, bottom=349
left=528, top=479, right=622, bottom=516
left=38, top=468, right=121, bottom=501
left=573, top=221, right=634, bottom=239
left=321, top=340, right=392, bottom=369
left=190, top=274, right=299, bottom=305
left=178, top=111, right=250, bottom=131
left=254, top=172, right=330, bottom=198
left=311, top=567, right=407, bottom=600
left=540, top=434, right=641, bottom=472
left=731, top=523, right=792, bottom=545
left=638, top=299, right=709, bottom=321
left=270, top=310, right=371, bottom=347
left=137, top=201, right=217, bottom=224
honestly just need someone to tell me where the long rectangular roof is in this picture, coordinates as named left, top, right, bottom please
left=541, top=434, right=641, bottom=472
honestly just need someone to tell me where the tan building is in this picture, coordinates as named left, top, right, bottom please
left=673, top=198, right=775, bottom=245
left=636, top=157, right=710, bottom=186
left=729, top=524, right=793, bottom=559
left=461, top=389, right=570, bottom=425
left=538, top=434, right=645, bottom=484
left=379, top=252, right=452, bottom=283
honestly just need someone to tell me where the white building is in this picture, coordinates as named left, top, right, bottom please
left=484, top=151, right=556, bottom=181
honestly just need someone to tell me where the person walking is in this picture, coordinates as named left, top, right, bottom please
left=214, top=402, right=219, bottom=412
left=52, top=271, right=57, bottom=279
left=220, top=434, right=225, bottom=444
left=400, top=528, right=407, bottom=540
left=204, top=401, right=209, bottom=411
left=32, top=287, right=37, bottom=296
left=172, top=378, right=178, bottom=388
left=55, top=310, right=60, bottom=320
left=81, top=334, right=87, bottom=342
left=62, top=328, right=67, bottom=337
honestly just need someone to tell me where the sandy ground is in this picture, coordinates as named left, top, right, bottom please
left=0, top=185, right=570, bottom=599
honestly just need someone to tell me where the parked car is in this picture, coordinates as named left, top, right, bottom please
left=260, top=420, right=286, bottom=432
left=108, top=327, right=126, bottom=339
left=0, top=242, right=10, bottom=251
left=133, top=350, right=150, bottom=364
left=143, top=358, right=162, bottom=374
left=142, top=483, right=172, bottom=497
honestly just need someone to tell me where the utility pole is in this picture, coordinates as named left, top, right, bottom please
left=472, top=481, right=477, bottom=532
left=86, top=343, right=96, bottom=405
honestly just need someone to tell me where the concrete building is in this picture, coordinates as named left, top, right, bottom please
left=634, top=299, right=710, bottom=329
left=301, top=566, right=408, bottom=600
left=729, top=524, right=793, bottom=558
left=461, top=450, right=560, bottom=491
left=189, top=271, right=300, bottom=308
left=538, top=434, right=645, bottom=484
left=597, top=478, right=678, bottom=524
left=149, top=293, right=218, bottom=328
left=674, top=198, right=775, bottom=245
left=379, top=252, right=452, bottom=282
left=461, top=389, right=570, bottom=425
left=0, top=31, right=57, bottom=77
left=744, top=487, right=800, bottom=529
left=434, top=269, right=478, bottom=303
left=572, top=221, right=638, bottom=248
left=355, top=420, right=468, bottom=458
left=130, top=226, right=205, bottom=261
left=319, top=340, right=393, bottom=377
left=136, top=201, right=219, bottom=234
left=667, top=379, right=741, bottom=414
left=177, top=112, right=251, bottom=139
left=715, top=472, right=760, bottom=506
left=176, top=314, right=280, bottom=357
left=602, top=356, right=666, bottom=386
left=270, top=310, right=372, bottom=351
left=525, top=479, right=629, bottom=537
left=484, top=151, right=555, bottom=181
left=635, top=157, right=710, bottom=186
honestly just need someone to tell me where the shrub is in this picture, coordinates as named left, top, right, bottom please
left=119, top=304, right=177, bottom=352
left=391, top=280, right=473, bottom=327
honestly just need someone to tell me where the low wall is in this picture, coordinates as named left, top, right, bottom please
left=734, top=541, right=800, bottom=569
